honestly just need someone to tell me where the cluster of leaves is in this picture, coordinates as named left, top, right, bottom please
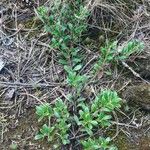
left=34, top=1, right=122, bottom=149
left=74, top=90, right=121, bottom=136
left=35, top=99, right=70, bottom=146
left=35, top=89, right=121, bottom=149
left=36, top=0, right=89, bottom=89
left=64, top=65, right=88, bottom=93
left=34, top=1, right=144, bottom=149
left=93, top=40, right=144, bottom=73
left=82, top=137, right=117, bottom=150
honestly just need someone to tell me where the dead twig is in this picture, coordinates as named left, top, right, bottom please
left=0, top=81, right=65, bottom=88
left=121, top=61, right=150, bottom=84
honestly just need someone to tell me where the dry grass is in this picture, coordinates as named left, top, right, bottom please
left=86, top=0, right=150, bottom=44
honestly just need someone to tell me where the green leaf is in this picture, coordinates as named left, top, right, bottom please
left=109, top=146, right=118, bottom=150
left=103, top=115, right=112, bottom=120
left=64, top=65, right=72, bottom=73
left=84, top=127, right=93, bottom=135
left=91, top=120, right=98, bottom=126
left=59, top=59, right=68, bottom=65
left=74, top=115, right=81, bottom=125
left=34, top=134, right=44, bottom=140
left=41, top=124, right=50, bottom=134
left=54, top=110, right=60, bottom=118
left=74, top=64, right=82, bottom=71
left=36, top=103, right=53, bottom=122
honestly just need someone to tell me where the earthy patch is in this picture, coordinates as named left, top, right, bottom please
left=122, top=84, right=150, bottom=110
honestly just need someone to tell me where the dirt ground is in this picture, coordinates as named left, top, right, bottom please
left=0, top=0, right=150, bottom=150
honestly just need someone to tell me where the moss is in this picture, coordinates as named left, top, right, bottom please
left=106, top=130, right=130, bottom=150
left=106, top=125, right=150, bottom=150
left=23, top=18, right=35, bottom=28
left=22, top=18, right=43, bottom=38
left=114, top=133, right=130, bottom=150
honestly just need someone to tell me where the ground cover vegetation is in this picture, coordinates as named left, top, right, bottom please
left=34, top=0, right=144, bottom=149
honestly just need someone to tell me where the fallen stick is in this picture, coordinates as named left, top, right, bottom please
left=0, top=81, right=64, bottom=88
left=121, top=61, right=150, bottom=84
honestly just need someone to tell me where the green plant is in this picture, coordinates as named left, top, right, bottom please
left=35, top=124, right=55, bottom=142
left=36, top=1, right=89, bottom=90
left=35, top=1, right=90, bottom=147
left=74, top=90, right=121, bottom=136
left=35, top=99, right=70, bottom=146
left=35, top=89, right=121, bottom=148
left=91, top=90, right=121, bottom=112
left=82, top=137, right=117, bottom=150
left=56, top=119, right=71, bottom=145
left=74, top=103, right=98, bottom=135
left=35, top=1, right=124, bottom=149
left=93, top=42, right=117, bottom=73
left=118, top=40, right=144, bottom=60
left=54, top=99, right=71, bottom=145
left=64, top=65, right=88, bottom=89
left=36, top=103, right=53, bottom=122
left=93, top=40, right=144, bottom=73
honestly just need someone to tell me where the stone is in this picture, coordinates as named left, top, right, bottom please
left=122, top=84, right=150, bottom=110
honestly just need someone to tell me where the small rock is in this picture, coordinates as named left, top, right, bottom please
left=5, top=88, right=15, bottom=101
left=122, top=84, right=150, bottom=110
